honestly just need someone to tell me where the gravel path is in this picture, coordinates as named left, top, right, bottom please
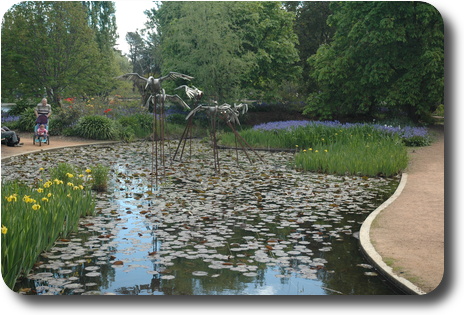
left=370, top=125, right=444, bottom=294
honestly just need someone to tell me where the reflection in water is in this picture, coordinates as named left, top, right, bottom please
left=7, top=141, right=403, bottom=295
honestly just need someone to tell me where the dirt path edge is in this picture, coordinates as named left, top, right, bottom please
left=359, top=173, right=427, bottom=295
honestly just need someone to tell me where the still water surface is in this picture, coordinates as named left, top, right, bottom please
left=4, top=141, right=402, bottom=295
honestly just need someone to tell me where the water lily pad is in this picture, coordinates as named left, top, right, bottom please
left=85, top=272, right=101, bottom=277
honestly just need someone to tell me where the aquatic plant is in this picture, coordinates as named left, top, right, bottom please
left=1, top=167, right=96, bottom=289
left=220, top=120, right=412, bottom=176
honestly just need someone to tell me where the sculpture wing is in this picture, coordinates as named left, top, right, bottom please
left=116, top=73, right=149, bottom=98
left=115, top=73, right=148, bottom=85
left=175, top=85, right=198, bottom=99
left=163, top=94, right=191, bottom=110
left=186, top=105, right=205, bottom=120
left=160, top=72, right=194, bottom=82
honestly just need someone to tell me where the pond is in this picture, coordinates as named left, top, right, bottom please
left=2, top=140, right=402, bottom=295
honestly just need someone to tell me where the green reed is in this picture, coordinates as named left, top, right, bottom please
left=1, top=166, right=96, bottom=289
left=220, top=123, right=408, bottom=176
left=293, top=139, right=408, bottom=177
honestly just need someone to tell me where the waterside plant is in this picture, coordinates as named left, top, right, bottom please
left=219, top=120, right=416, bottom=176
left=1, top=164, right=99, bottom=289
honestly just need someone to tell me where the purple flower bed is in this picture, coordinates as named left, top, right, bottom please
left=252, top=120, right=430, bottom=146
left=1, top=112, right=20, bottom=124
left=252, top=120, right=312, bottom=131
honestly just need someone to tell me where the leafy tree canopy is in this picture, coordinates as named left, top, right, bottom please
left=148, top=1, right=301, bottom=103
left=304, top=1, right=444, bottom=122
left=1, top=1, right=119, bottom=105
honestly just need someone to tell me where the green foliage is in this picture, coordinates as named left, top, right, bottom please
left=1, top=2, right=117, bottom=104
left=220, top=122, right=409, bottom=177
left=433, top=104, right=444, bottom=116
left=293, top=140, right=408, bottom=177
left=152, top=1, right=301, bottom=102
left=17, top=107, right=36, bottom=132
left=49, top=163, right=78, bottom=184
left=89, top=164, right=110, bottom=192
left=117, top=113, right=153, bottom=139
left=1, top=166, right=96, bottom=289
left=304, top=2, right=444, bottom=122
left=75, top=115, right=117, bottom=140
left=284, top=1, right=334, bottom=95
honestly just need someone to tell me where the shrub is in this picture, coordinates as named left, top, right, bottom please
left=16, top=107, right=36, bottom=132
left=75, top=115, right=117, bottom=140
left=117, top=113, right=154, bottom=139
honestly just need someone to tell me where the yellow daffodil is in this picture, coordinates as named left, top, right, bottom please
left=315, top=150, right=319, bottom=153
left=32, top=204, right=41, bottom=210
left=73, top=186, right=80, bottom=190
left=78, top=185, right=84, bottom=190
left=78, top=174, right=84, bottom=178
left=37, top=188, right=44, bottom=193
left=85, top=169, right=92, bottom=173
left=47, top=193, right=52, bottom=198
left=66, top=173, right=74, bottom=178
left=1, top=225, right=7, bottom=235
left=44, top=181, right=53, bottom=188
left=41, top=197, right=49, bottom=202
left=67, top=182, right=74, bottom=187
left=324, top=149, right=328, bottom=153
left=39, top=167, right=44, bottom=171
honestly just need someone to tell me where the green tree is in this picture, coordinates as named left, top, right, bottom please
left=149, top=1, right=301, bottom=103
left=304, top=1, right=444, bottom=122
left=284, top=1, right=334, bottom=95
left=1, top=1, right=114, bottom=105
left=82, top=1, right=117, bottom=50
left=154, top=1, right=249, bottom=102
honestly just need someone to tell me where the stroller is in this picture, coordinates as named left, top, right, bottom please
left=33, top=114, right=50, bottom=146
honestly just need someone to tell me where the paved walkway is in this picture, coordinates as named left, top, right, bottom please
left=365, top=125, right=444, bottom=294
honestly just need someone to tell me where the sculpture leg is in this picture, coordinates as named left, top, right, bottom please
left=227, top=121, right=264, bottom=163
left=160, top=93, right=166, bottom=177
left=151, top=95, right=158, bottom=189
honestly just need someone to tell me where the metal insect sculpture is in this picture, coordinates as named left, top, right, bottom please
left=174, top=103, right=263, bottom=173
left=116, top=72, right=193, bottom=186
left=116, top=72, right=194, bottom=108
left=174, top=85, right=203, bottom=106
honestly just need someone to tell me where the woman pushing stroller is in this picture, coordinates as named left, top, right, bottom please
left=34, top=98, right=51, bottom=144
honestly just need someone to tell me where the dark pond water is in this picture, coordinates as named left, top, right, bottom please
left=3, top=141, right=403, bottom=295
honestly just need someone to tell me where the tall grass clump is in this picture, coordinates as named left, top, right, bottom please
left=1, top=164, right=97, bottom=289
left=219, top=120, right=411, bottom=176
left=293, top=138, right=408, bottom=177
left=89, top=164, right=110, bottom=192
left=75, top=115, right=117, bottom=140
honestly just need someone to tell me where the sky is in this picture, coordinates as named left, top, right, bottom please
left=114, top=0, right=156, bottom=55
